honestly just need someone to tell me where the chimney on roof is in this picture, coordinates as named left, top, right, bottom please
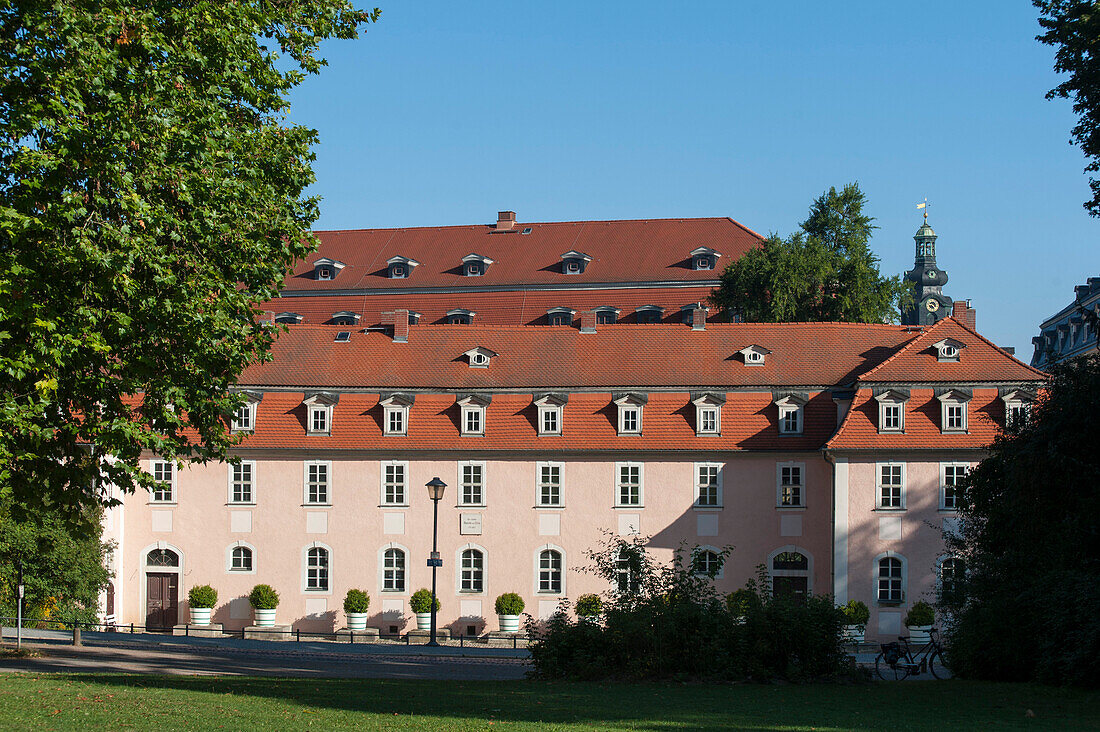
left=692, top=304, right=707, bottom=331
left=1002, top=346, right=1016, bottom=355
left=495, top=211, right=517, bottom=231
left=382, top=309, right=410, bottom=343
left=580, top=310, right=597, bottom=334
left=952, top=300, right=977, bottom=331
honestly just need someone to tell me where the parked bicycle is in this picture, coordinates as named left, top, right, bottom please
left=875, top=627, right=950, bottom=680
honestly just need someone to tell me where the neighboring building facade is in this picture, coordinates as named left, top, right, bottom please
left=101, top=213, right=1044, bottom=639
left=1030, top=276, right=1100, bottom=368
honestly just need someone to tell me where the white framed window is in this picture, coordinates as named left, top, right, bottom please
left=231, top=402, right=256, bottom=432
left=876, top=462, right=905, bottom=509
left=619, top=406, right=639, bottom=434
left=539, top=405, right=561, bottom=435
left=876, top=554, right=906, bottom=604
left=769, top=547, right=812, bottom=599
left=941, top=463, right=967, bottom=510
left=308, top=404, right=332, bottom=435
left=537, top=547, right=564, bottom=594
left=381, top=461, right=408, bottom=506
left=777, top=462, right=805, bottom=508
left=381, top=546, right=407, bottom=592
left=385, top=406, right=407, bottom=436
left=460, top=404, right=485, bottom=436
left=150, top=460, right=175, bottom=503
left=227, top=543, right=255, bottom=574
left=459, top=462, right=485, bottom=506
left=937, top=555, right=964, bottom=601
left=616, top=547, right=641, bottom=593
left=537, top=462, right=563, bottom=507
left=459, top=547, right=485, bottom=593
left=228, top=461, right=255, bottom=504
left=875, top=390, right=910, bottom=433
left=303, top=461, right=331, bottom=505
left=694, top=463, right=722, bottom=507
left=1005, top=401, right=1029, bottom=427
left=616, top=462, right=643, bottom=507
left=304, top=545, right=330, bottom=592
left=779, top=406, right=802, bottom=434
left=699, top=406, right=719, bottom=434
left=692, top=547, right=723, bottom=578
left=942, top=401, right=967, bottom=432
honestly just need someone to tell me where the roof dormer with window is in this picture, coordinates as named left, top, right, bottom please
left=635, top=305, right=664, bottom=324
left=446, top=309, right=475, bottom=325
left=462, top=253, right=494, bottom=277
left=303, top=392, right=339, bottom=435
left=379, top=392, right=415, bottom=436
left=999, top=387, right=1036, bottom=428
left=386, top=255, right=420, bottom=279
left=936, top=387, right=972, bottom=433
left=691, top=392, right=725, bottom=436
left=275, top=312, right=303, bottom=325
left=932, top=337, right=965, bottom=362
left=312, top=258, right=345, bottom=281
left=547, top=307, right=575, bottom=326
left=613, top=392, right=647, bottom=435
left=329, top=311, right=360, bottom=326
left=230, top=390, right=264, bottom=433
left=594, top=306, right=620, bottom=325
left=690, top=246, right=721, bottom=271
left=457, top=394, right=491, bottom=436
left=559, top=250, right=592, bottom=275
left=873, top=388, right=910, bottom=433
left=534, top=393, right=568, bottom=436
left=738, top=344, right=771, bottom=365
left=463, top=346, right=497, bottom=368
left=773, top=391, right=808, bottom=435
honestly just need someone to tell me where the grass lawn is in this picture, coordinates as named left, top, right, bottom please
left=0, top=675, right=1096, bottom=731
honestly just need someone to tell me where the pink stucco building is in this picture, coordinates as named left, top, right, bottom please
left=101, top=214, right=1044, bottom=639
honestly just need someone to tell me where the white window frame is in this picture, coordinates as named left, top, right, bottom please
left=302, top=542, right=332, bottom=594
left=379, top=544, right=408, bottom=594
left=778, top=405, right=803, bottom=434
left=615, top=462, right=644, bottom=507
left=767, top=545, right=814, bottom=596
left=534, top=544, right=566, bottom=595
left=150, top=460, right=176, bottom=503
left=876, top=462, right=906, bottom=510
left=940, top=462, right=968, bottom=511
left=879, top=401, right=904, bottom=432
left=458, top=461, right=486, bottom=507
left=226, top=541, right=256, bottom=574
left=1004, top=400, right=1029, bottom=427
left=694, top=462, right=722, bottom=508
left=776, top=461, right=806, bottom=508
left=384, top=405, right=408, bottom=436
left=536, top=461, right=563, bottom=507
left=874, top=552, right=907, bottom=604
left=231, top=402, right=256, bottom=432
left=692, top=545, right=724, bottom=578
left=380, top=460, right=409, bottom=507
left=941, top=399, right=968, bottom=433
left=617, top=404, right=642, bottom=435
left=461, top=404, right=485, bottom=436
left=697, top=405, right=720, bottom=435
left=227, top=460, right=256, bottom=505
left=538, top=404, right=562, bottom=436
left=303, top=460, right=332, bottom=506
left=456, top=544, right=487, bottom=595
left=307, top=404, right=332, bottom=435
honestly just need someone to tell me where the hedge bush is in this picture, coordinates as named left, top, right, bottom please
left=188, top=584, right=217, bottom=608
left=841, top=599, right=870, bottom=627
left=575, top=593, right=602, bottom=617
left=248, top=584, right=279, bottom=610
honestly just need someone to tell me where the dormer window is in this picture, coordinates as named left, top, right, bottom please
left=462, top=253, right=494, bottom=277
left=692, top=392, right=726, bottom=436
left=773, top=392, right=808, bottom=435
left=457, top=394, right=491, bottom=436
left=613, top=393, right=647, bottom=435
left=534, top=393, right=568, bottom=436
left=274, top=312, right=303, bottom=325
left=932, top=338, right=965, bottom=362
left=312, top=258, right=345, bottom=281
left=231, top=391, right=263, bottom=433
left=380, top=393, right=414, bottom=436
left=303, top=392, right=339, bottom=435
left=407, top=311, right=422, bottom=325
left=463, top=346, right=497, bottom=368
left=594, top=307, right=620, bottom=325
left=690, top=246, right=721, bottom=271
left=547, top=308, right=575, bottom=326
left=559, top=250, right=592, bottom=275
left=330, top=311, right=360, bottom=326
left=635, top=305, right=664, bottom=324
left=874, top=388, right=910, bottom=433
left=738, top=344, right=771, bottom=365
left=936, top=387, right=973, bottom=433
left=446, top=309, right=475, bottom=325
left=386, top=255, right=420, bottom=279
left=1000, top=388, right=1037, bottom=428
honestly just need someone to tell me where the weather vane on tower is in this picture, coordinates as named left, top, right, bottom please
left=916, top=197, right=931, bottom=222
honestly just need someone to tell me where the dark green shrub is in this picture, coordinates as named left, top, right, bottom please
left=841, top=599, right=870, bottom=627
left=187, top=584, right=217, bottom=608
left=495, top=592, right=525, bottom=615
left=905, top=601, right=934, bottom=627
left=410, top=588, right=440, bottom=613
left=575, top=593, right=602, bottom=617
left=248, top=584, right=279, bottom=610
left=343, top=588, right=370, bottom=614
left=726, top=588, right=762, bottom=618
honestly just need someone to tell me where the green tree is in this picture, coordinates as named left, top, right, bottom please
left=0, top=1, right=379, bottom=518
left=710, top=184, right=904, bottom=323
left=1034, top=1, right=1100, bottom=217
left=943, top=354, right=1100, bottom=686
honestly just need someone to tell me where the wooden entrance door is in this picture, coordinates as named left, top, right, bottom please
left=773, top=576, right=808, bottom=604
left=146, top=573, right=179, bottom=630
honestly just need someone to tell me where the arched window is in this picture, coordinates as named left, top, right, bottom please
left=461, top=548, right=484, bottom=593
left=692, top=549, right=721, bottom=578
left=939, top=556, right=964, bottom=602
left=306, top=547, right=329, bottom=591
left=878, top=557, right=904, bottom=603
left=616, top=547, right=641, bottom=594
left=230, top=546, right=253, bottom=572
left=538, top=549, right=562, bottom=593
left=771, top=551, right=809, bottom=602
left=383, top=548, right=405, bottom=592
left=146, top=549, right=179, bottom=567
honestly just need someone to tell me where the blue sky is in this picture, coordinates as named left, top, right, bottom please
left=286, top=1, right=1098, bottom=355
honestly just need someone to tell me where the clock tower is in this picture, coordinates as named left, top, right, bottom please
left=900, top=220, right=953, bottom=325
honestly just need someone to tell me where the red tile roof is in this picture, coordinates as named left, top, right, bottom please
left=282, top=217, right=762, bottom=293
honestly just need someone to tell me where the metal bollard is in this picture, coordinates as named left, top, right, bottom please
left=72, top=625, right=82, bottom=646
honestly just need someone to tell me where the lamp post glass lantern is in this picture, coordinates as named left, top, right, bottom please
left=425, top=477, right=446, bottom=646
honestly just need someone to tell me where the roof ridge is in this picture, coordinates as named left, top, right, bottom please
left=314, top=216, right=755, bottom=236
left=943, top=316, right=1050, bottom=379
left=856, top=321, right=940, bottom=380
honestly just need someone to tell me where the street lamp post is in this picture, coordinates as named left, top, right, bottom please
left=425, top=477, right=447, bottom=647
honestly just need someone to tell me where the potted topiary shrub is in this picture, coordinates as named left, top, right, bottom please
left=904, top=600, right=935, bottom=644
left=495, top=592, right=525, bottom=632
left=726, top=588, right=761, bottom=624
left=343, top=588, right=371, bottom=631
left=249, top=584, right=280, bottom=627
left=575, top=593, right=602, bottom=623
left=188, top=585, right=217, bottom=626
left=840, top=599, right=870, bottom=643
left=409, top=588, right=439, bottom=631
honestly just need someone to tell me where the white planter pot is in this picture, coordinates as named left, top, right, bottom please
left=415, top=612, right=432, bottom=631
left=842, top=624, right=865, bottom=643
left=498, top=614, right=520, bottom=633
left=189, top=607, right=213, bottom=626
left=346, top=612, right=368, bottom=631
left=254, top=608, right=277, bottom=627
left=907, top=624, right=932, bottom=644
